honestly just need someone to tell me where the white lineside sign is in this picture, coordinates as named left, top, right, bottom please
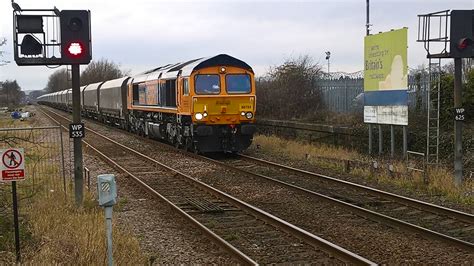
left=1, top=148, right=26, bottom=182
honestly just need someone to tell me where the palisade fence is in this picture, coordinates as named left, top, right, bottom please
left=316, top=72, right=431, bottom=113
left=0, top=126, right=66, bottom=195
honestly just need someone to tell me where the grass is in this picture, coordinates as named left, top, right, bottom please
left=24, top=189, right=146, bottom=264
left=251, top=134, right=473, bottom=206
left=0, top=106, right=147, bottom=264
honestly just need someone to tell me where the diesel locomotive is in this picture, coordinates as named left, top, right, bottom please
left=38, top=54, right=257, bottom=152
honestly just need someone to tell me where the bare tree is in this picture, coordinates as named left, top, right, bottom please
left=0, top=38, right=10, bottom=66
left=44, top=68, right=69, bottom=92
left=0, top=80, right=25, bottom=107
left=80, top=58, right=129, bottom=85
left=257, top=55, right=324, bottom=119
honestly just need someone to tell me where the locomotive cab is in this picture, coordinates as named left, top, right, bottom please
left=187, top=65, right=256, bottom=152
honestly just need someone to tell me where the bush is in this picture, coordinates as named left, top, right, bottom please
left=256, top=55, right=324, bottom=119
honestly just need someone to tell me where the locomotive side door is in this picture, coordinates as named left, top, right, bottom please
left=178, top=77, right=191, bottom=114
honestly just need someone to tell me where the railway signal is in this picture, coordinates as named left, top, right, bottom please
left=60, top=10, right=91, bottom=64
left=12, top=4, right=93, bottom=205
left=450, top=10, right=473, bottom=58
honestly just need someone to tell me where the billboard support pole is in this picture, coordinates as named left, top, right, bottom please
left=402, top=126, right=407, bottom=156
left=454, top=58, right=463, bottom=186
left=378, top=125, right=383, bottom=155
left=369, top=124, right=373, bottom=155
left=390, top=125, right=395, bottom=158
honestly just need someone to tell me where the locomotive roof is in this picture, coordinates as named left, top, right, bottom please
left=181, top=54, right=253, bottom=76
left=135, top=54, right=253, bottom=82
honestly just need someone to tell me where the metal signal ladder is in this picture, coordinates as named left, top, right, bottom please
left=426, top=58, right=441, bottom=164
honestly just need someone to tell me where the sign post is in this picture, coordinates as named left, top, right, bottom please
left=453, top=58, right=463, bottom=186
left=1, top=148, right=26, bottom=263
left=71, top=64, right=84, bottom=207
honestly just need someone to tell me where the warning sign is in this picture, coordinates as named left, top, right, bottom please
left=1, top=148, right=25, bottom=182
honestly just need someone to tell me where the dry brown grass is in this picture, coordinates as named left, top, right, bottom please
left=253, top=135, right=362, bottom=162
left=0, top=110, right=147, bottom=264
left=24, top=188, right=146, bottom=264
left=252, top=135, right=473, bottom=206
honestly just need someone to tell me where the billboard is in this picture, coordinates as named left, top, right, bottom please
left=364, top=28, right=408, bottom=125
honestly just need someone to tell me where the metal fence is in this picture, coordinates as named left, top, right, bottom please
left=0, top=126, right=66, bottom=193
left=316, top=73, right=431, bottom=113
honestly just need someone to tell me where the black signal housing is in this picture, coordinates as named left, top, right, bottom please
left=60, top=10, right=91, bottom=64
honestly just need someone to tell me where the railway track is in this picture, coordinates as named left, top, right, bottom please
left=204, top=153, right=474, bottom=252
left=39, top=106, right=375, bottom=265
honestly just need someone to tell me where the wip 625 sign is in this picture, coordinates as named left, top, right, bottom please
left=69, top=123, right=85, bottom=138
left=1, top=148, right=26, bottom=182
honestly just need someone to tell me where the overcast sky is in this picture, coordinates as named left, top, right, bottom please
left=0, top=0, right=472, bottom=91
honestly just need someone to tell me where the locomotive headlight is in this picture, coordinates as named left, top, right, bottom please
left=203, top=112, right=208, bottom=117
left=195, top=113, right=203, bottom=120
left=241, top=111, right=246, bottom=116
left=245, top=112, right=253, bottom=119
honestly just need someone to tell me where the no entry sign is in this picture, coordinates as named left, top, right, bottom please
left=1, top=148, right=25, bottom=182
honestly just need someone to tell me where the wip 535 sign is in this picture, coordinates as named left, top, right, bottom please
left=1, top=148, right=25, bottom=182
left=69, top=123, right=85, bottom=138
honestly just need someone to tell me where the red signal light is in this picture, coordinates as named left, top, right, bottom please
left=65, top=42, right=85, bottom=58
left=458, top=38, right=472, bottom=50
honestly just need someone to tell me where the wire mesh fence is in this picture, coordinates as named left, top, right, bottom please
left=0, top=126, right=66, bottom=194
left=315, top=73, right=432, bottom=113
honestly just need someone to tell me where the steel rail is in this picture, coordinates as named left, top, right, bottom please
left=39, top=107, right=257, bottom=265
left=201, top=155, right=474, bottom=252
left=240, top=154, right=474, bottom=224
left=40, top=106, right=376, bottom=265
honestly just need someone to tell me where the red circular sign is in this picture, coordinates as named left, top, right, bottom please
left=2, top=149, right=23, bottom=169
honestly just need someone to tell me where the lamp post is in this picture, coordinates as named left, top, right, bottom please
left=325, top=51, right=331, bottom=77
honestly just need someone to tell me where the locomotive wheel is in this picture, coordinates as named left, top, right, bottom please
left=185, top=137, right=192, bottom=152
left=193, top=143, right=200, bottom=154
left=174, top=137, right=181, bottom=149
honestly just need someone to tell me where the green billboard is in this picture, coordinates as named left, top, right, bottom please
left=364, top=28, right=408, bottom=125
left=364, top=28, right=408, bottom=92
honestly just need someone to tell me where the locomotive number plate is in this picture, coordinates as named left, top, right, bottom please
left=240, top=104, right=253, bottom=111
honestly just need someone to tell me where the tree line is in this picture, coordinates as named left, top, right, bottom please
left=0, top=80, right=25, bottom=107
left=44, top=58, right=129, bottom=93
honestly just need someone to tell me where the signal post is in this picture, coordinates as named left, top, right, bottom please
left=12, top=4, right=91, bottom=205
left=418, top=10, right=473, bottom=186
left=60, top=10, right=91, bottom=205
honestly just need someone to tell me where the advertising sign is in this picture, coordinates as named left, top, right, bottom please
left=364, top=28, right=408, bottom=125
